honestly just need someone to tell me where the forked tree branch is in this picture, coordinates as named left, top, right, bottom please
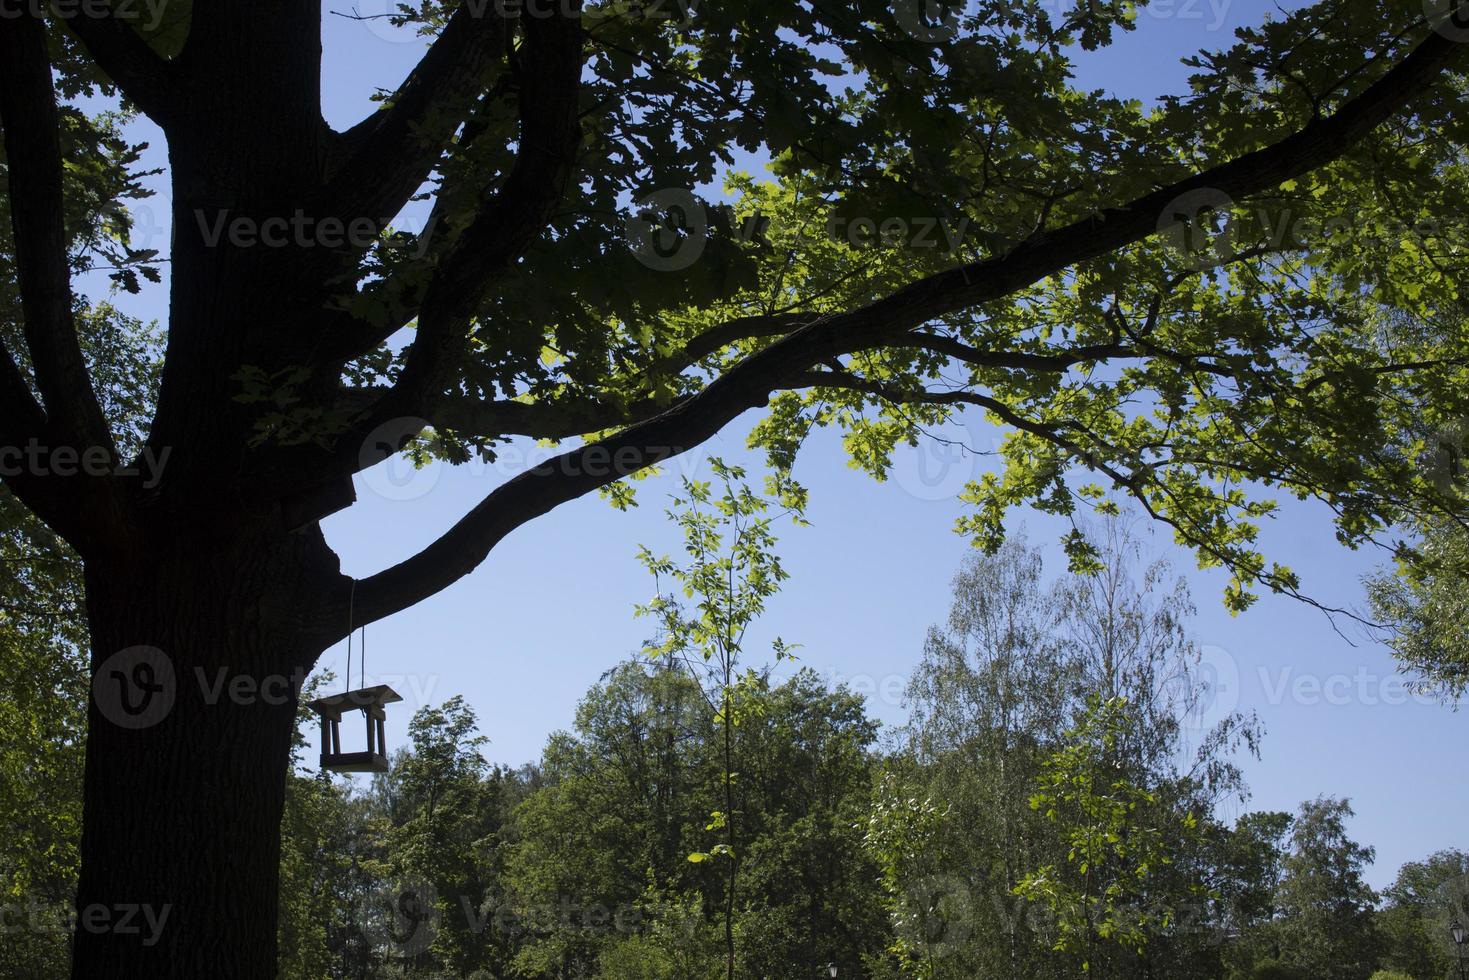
left=410, top=8, right=584, bottom=318
left=334, top=317, right=1149, bottom=451
left=0, top=12, right=117, bottom=458
left=0, top=337, right=71, bottom=528
left=324, top=17, right=1465, bottom=636
left=310, top=5, right=584, bottom=471
left=324, top=1, right=513, bottom=224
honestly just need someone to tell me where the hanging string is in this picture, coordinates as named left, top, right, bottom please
left=345, top=578, right=356, bottom=695
left=359, top=621, right=367, bottom=690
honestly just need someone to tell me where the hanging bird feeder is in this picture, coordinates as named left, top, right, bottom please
left=308, top=582, right=401, bottom=773
left=306, top=684, right=402, bottom=773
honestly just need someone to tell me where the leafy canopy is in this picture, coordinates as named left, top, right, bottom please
left=3, top=0, right=1466, bottom=642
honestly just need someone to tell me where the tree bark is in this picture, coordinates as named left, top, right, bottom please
left=71, top=531, right=329, bottom=979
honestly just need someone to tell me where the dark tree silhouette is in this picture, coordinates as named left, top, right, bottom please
left=0, top=0, right=1464, bottom=975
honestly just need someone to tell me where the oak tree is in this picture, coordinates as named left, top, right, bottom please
left=3, top=0, right=1467, bottom=974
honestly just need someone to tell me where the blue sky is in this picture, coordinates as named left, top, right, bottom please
left=92, top=0, right=1464, bottom=889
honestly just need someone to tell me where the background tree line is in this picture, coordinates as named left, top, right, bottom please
left=5, top=485, right=1468, bottom=979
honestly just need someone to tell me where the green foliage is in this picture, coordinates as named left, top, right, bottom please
left=277, top=676, right=359, bottom=980
left=634, top=458, right=808, bottom=978
left=596, top=888, right=722, bottom=980
left=381, top=696, right=508, bottom=975
left=864, top=773, right=966, bottom=978
left=1018, top=695, right=1204, bottom=965
left=1213, top=809, right=1294, bottom=961
left=1266, top=798, right=1383, bottom=980
left=1244, top=961, right=1312, bottom=980
left=1374, top=849, right=1469, bottom=980
left=873, top=523, right=1266, bottom=979
left=0, top=524, right=85, bottom=979
left=505, top=662, right=886, bottom=977
left=1367, top=517, right=1469, bottom=697
left=1, top=501, right=1463, bottom=980
left=277, top=693, right=527, bottom=979
left=635, top=458, right=806, bottom=676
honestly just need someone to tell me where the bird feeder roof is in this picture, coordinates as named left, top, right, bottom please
left=306, top=684, right=403, bottom=718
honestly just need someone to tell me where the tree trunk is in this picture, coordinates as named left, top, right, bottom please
left=64, top=64, right=350, bottom=966
left=70, top=531, right=329, bottom=979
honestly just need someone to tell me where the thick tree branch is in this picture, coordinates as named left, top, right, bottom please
left=903, top=332, right=1137, bottom=373
left=324, top=2, right=512, bottom=224
left=416, top=12, right=584, bottom=317
left=173, top=0, right=323, bottom=155
left=331, top=6, right=584, bottom=448
left=825, top=17, right=1465, bottom=343
left=62, top=5, right=179, bottom=123
left=324, top=19, right=1462, bottom=632
left=666, top=313, right=810, bottom=366
left=0, top=12, right=117, bottom=457
left=308, top=78, right=526, bottom=372
left=344, top=362, right=780, bottom=632
left=249, top=7, right=583, bottom=513
left=0, top=13, right=133, bottom=549
left=0, top=337, right=71, bottom=526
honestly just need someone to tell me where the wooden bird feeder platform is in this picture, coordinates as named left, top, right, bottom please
left=306, top=684, right=402, bottom=773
